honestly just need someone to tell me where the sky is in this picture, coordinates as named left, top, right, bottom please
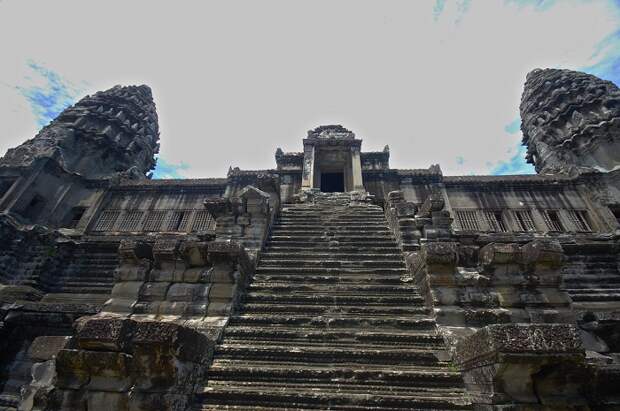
left=1, top=0, right=619, bottom=179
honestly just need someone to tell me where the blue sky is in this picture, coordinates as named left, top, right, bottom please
left=1, top=0, right=619, bottom=178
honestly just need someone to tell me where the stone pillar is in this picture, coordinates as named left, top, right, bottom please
left=301, top=144, right=315, bottom=189
left=350, top=146, right=364, bottom=192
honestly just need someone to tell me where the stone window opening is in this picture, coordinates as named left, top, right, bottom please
left=485, top=210, right=508, bottom=232
left=455, top=209, right=481, bottom=231
left=22, top=194, right=46, bottom=220
left=94, top=210, right=120, bottom=231
left=65, top=206, right=86, bottom=228
left=542, top=210, right=564, bottom=232
left=118, top=210, right=144, bottom=231
left=167, top=210, right=192, bottom=232
left=514, top=210, right=536, bottom=232
left=143, top=210, right=166, bottom=231
left=567, top=209, right=592, bottom=232
left=192, top=210, right=215, bottom=232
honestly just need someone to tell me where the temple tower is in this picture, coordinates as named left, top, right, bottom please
left=0, top=84, right=160, bottom=179
left=520, top=68, right=620, bottom=175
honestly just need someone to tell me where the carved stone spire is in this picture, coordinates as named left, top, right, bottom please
left=0, top=84, right=160, bottom=179
left=520, top=68, right=620, bottom=175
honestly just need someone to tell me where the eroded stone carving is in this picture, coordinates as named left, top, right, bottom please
left=521, top=68, right=620, bottom=175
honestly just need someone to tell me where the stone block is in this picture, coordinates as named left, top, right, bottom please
left=102, top=298, right=136, bottom=314
left=418, top=192, right=444, bottom=217
left=158, top=301, right=189, bottom=315
left=28, top=336, right=71, bottom=361
left=55, top=349, right=89, bottom=389
left=139, top=282, right=170, bottom=302
left=84, top=350, right=133, bottom=392
left=206, top=301, right=232, bottom=315
left=480, top=242, right=521, bottom=266
left=423, top=242, right=458, bottom=266
left=127, top=392, right=189, bottom=411
left=455, top=323, right=587, bottom=407
left=179, top=241, right=208, bottom=267
left=131, top=320, right=211, bottom=362
left=0, top=285, right=44, bottom=303
left=521, top=239, right=565, bottom=272
left=166, top=283, right=209, bottom=302
left=208, top=282, right=236, bottom=300
left=87, top=391, right=129, bottom=411
left=205, top=264, right=235, bottom=283
left=111, top=281, right=144, bottom=298
left=183, top=267, right=207, bottom=282
left=77, top=317, right=135, bottom=352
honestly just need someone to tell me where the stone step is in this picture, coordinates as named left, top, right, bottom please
left=270, top=237, right=396, bottom=245
left=251, top=274, right=409, bottom=284
left=41, top=293, right=110, bottom=304
left=215, top=344, right=442, bottom=366
left=51, top=285, right=113, bottom=294
left=264, top=245, right=402, bottom=253
left=255, top=267, right=407, bottom=275
left=222, top=327, right=442, bottom=347
left=206, top=362, right=462, bottom=388
left=260, top=252, right=403, bottom=261
left=565, top=287, right=620, bottom=293
left=569, top=293, right=620, bottom=301
left=195, top=384, right=471, bottom=410
left=271, top=221, right=388, bottom=230
left=248, top=283, right=418, bottom=295
left=258, top=259, right=404, bottom=268
left=563, top=274, right=620, bottom=284
left=228, top=314, right=436, bottom=330
left=238, top=303, right=429, bottom=316
left=244, top=292, right=424, bottom=306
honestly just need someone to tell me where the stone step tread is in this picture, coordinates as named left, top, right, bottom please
left=229, top=316, right=436, bottom=330
left=195, top=385, right=472, bottom=410
left=260, top=253, right=403, bottom=258
left=244, top=295, right=424, bottom=305
left=248, top=283, right=417, bottom=291
left=41, top=293, right=110, bottom=303
left=238, top=303, right=430, bottom=315
left=255, top=268, right=407, bottom=274
left=252, top=275, right=410, bottom=283
left=203, top=381, right=467, bottom=397
left=258, top=260, right=404, bottom=266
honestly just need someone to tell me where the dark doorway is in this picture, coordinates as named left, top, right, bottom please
left=321, top=172, right=344, bottom=192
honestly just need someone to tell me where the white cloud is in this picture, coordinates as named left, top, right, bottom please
left=0, top=0, right=618, bottom=177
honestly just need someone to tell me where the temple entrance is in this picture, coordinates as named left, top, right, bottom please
left=320, top=172, right=344, bottom=192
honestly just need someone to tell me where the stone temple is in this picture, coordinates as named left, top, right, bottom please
left=0, top=68, right=620, bottom=411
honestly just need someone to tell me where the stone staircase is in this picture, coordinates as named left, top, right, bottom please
left=194, top=194, right=471, bottom=410
left=561, top=249, right=620, bottom=309
left=41, top=243, right=118, bottom=305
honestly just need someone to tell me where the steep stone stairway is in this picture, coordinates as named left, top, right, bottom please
left=194, top=195, right=471, bottom=410
left=561, top=248, right=620, bottom=308
left=41, top=242, right=118, bottom=305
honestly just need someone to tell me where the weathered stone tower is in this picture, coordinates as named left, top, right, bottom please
left=0, top=70, right=619, bottom=410
left=521, top=68, right=620, bottom=175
